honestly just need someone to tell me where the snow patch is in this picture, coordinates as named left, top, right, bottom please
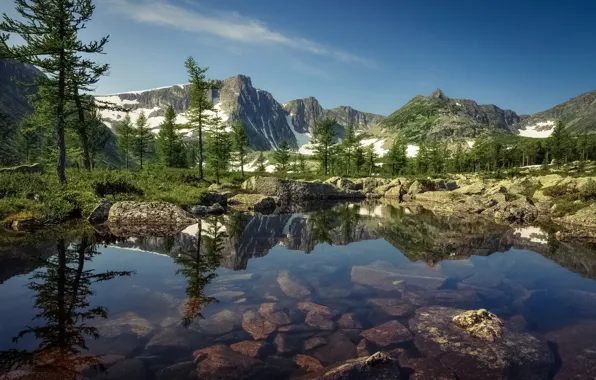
left=360, top=138, right=388, bottom=157
left=95, top=95, right=139, bottom=106
left=287, top=113, right=310, bottom=149
left=518, top=120, right=555, bottom=138
left=456, top=102, right=462, bottom=107
left=407, top=145, right=419, bottom=158
left=467, top=140, right=475, bottom=148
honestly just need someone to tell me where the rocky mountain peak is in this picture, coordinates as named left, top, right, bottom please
left=430, top=88, right=448, bottom=100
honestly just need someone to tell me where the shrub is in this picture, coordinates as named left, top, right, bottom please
left=579, top=179, right=596, bottom=201
left=93, top=179, right=144, bottom=199
left=542, top=184, right=576, bottom=198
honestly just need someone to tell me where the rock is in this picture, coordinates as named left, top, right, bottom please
left=190, top=203, right=225, bottom=216
left=228, top=194, right=279, bottom=213
left=302, top=302, right=338, bottom=331
left=108, top=201, right=196, bottom=226
left=0, top=163, right=44, bottom=174
left=350, top=265, right=406, bottom=292
left=195, top=310, right=238, bottom=335
left=373, top=183, right=396, bottom=195
left=193, top=344, right=264, bottom=380
left=296, top=354, right=324, bottom=372
left=356, top=339, right=373, bottom=357
left=410, top=306, right=553, bottom=380
left=544, top=319, right=596, bottom=380
left=144, top=325, right=201, bottom=355
left=254, top=197, right=278, bottom=214
left=230, top=341, right=276, bottom=359
left=277, top=271, right=311, bottom=299
left=155, top=361, right=195, bottom=380
left=408, top=180, right=425, bottom=195
left=398, top=355, right=456, bottom=380
left=309, top=352, right=401, bottom=380
left=490, top=197, right=538, bottom=224
left=200, top=191, right=228, bottom=206
left=313, top=332, right=357, bottom=365
left=10, top=218, right=44, bottom=231
left=304, top=337, right=327, bottom=351
left=274, top=333, right=302, bottom=354
left=92, top=359, right=146, bottom=380
left=558, top=203, right=596, bottom=229
left=486, top=185, right=507, bottom=196
left=360, top=321, right=413, bottom=347
left=338, top=313, right=364, bottom=329
left=368, top=298, right=414, bottom=317
left=241, top=176, right=365, bottom=202
left=455, top=183, right=486, bottom=195
left=352, top=264, right=444, bottom=291
left=241, top=310, right=277, bottom=340
left=258, top=303, right=292, bottom=326
left=99, top=312, right=155, bottom=339
left=452, top=309, right=504, bottom=341
left=353, top=177, right=390, bottom=192
left=89, top=199, right=111, bottom=224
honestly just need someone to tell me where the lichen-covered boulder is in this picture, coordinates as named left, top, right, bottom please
left=228, top=194, right=279, bottom=214
left=410, top=306, right=553, bottom=380
left=452, top=309, right=503, bottom=342
left=241, top=176, right=365, bottom=202
left=490, top=197, right=538, bottom=224
left=108, top=201, right=196, bottom=226
left=300, top=352, right=401, bottom=380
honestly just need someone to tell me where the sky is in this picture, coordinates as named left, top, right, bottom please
left=2, top=0, right=595, bottom=116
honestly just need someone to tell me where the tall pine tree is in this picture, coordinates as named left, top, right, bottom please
left=312, top=118, right=336, bottom=175
left=156, top=105, right=184, bottom=168
left=115, top=114, right=134, bottom=169
left=205, top=116, right=231, bottom=185
left=133, top=112, right=153, bottom=169
left=273, top=141, right=292, bottom=174
left=1, top=0, right=109, bottom=183
left=231, top=121, right=248, bottom=179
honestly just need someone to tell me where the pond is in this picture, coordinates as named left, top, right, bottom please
left=1, top=201, right=596, bottom=379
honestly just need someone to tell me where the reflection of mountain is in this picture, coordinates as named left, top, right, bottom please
left=99, top=202, right=596, bottom=280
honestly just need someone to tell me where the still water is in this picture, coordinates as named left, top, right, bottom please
left=1, top=202, right=596, bottom=379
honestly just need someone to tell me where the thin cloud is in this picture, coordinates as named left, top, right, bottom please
left=104, top=0, right=374, bottom=67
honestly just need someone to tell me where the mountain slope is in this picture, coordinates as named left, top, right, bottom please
left=0, top=59, right=41, bottom=123
left=514, top=90, right=596, bottom=136
left=380, top=89, right=521, bottom=141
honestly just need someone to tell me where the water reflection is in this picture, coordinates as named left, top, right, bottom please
left=176, top=217, right=225, bottom=327
left=0, top=234, right=132, bottom=379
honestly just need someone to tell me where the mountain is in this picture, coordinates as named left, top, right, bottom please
left=96, top=76, right=384, bottom=151
left=0, top=59, right=41, bottom=123
left=514, top=90, right=596, bottom=137
left=380, top=89, right=522, bottom=142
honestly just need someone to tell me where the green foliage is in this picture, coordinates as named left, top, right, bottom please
left=156, top=106, right=185, bottom=168
left=273, top=141, right=292, bottom=174
left=312, top=118, right=336, bottom=175
left=133, top=112, right=154, bottom=169
left=255, top=152, right=267, bottom=173
left=115, top=114, right=134, bottom=169
left=205, top=122, right=232, bottom=184
left=579, top=179, right=596, bottom=201
left=231, top=121, right=249, bottom=178
left=93, top=179, right=144, bottom=199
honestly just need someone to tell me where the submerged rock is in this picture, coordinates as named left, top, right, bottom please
left=296, top=354, right=325, bottom=373
left=230, top=341, right=276, bottom=359
left=277, top=271, right=312, bottom=299
left=410, top=306, right=554, bottom=380
left=360, top=320, right=413, bottom=347
left=303, top=352, right=401, bottom=380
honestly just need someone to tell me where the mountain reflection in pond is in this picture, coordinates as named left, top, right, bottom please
left=0, top=202, right=596, bottom=379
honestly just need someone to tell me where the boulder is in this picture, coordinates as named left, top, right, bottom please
left=558, top=203, right=596, bottom=229
left=313, top=332, right=357, bottom=365
left=296, top=354, right=324, bottom=373
left=398, top=355, right=456, bottom=380
left=241, top=310, right=278, bottom=340
left=490, top=197, right=538, bottom=224
left=144, top=325, right=201, bottom=355
left=230, top=341, right=276, bottom=359
left=303, top=352, right=401, bottom=380
left=455, top=183, right=486, bottom=195
left=242, top=176, right=365, bottom=201
left=368, top=298, right=414, bottom=317
left=304, top=336, right=328, bottom=350
left=190, top=203, right=225, bottom=216
left=0, top=163, right=44, bottom=174
left=360, top=321, right=413, bottom=347
left=107, top=201, right=196, bottom=226
left=91, top=358, right=146, bottom=380
left=277, top=271, right=312, bottom=299
left=193, top=345, right=263, bottom=380
left=451, top=309, right=503, bottom=342
left=354, top=178, right=391, bottom=192
left=373, top=183, right=396, bottom=195
left=300, top=302, right=339, bottom=331
left=199, top=191, right=228, bottom=206
left=228, top=193, right=279, bottom=213
left=88, top=199, right=111, bottom=224
left=409, top=306, right=554, bottom=380
left=544, top=319, right=596, bottom=380
left=10, top=218, right=44, bottom=231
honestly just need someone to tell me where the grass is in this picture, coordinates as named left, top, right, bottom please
left=0, top=168, right=213, bottom=224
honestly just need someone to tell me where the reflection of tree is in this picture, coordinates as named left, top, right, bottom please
left=0, top=234, right=132, bottom=380
left=305, top=210, right=335, bottom=253
left=337, top=204, right=361, bottom=245
left=176, top=217, right=225, bottom=328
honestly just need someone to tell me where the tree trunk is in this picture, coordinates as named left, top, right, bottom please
left=198, top=104, right=204, bottom=180
left=240, top=153, right=245, bottom=179
left=74, top=92, right=92, bottom=171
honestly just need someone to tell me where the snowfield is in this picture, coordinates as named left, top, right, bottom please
left=287, top=113, right=310, bottom=148
left=517, top=120, right=555, bottom=138
left=360, top=138, right=388, bottom=157
left=406, top=144, right=419, bottom=158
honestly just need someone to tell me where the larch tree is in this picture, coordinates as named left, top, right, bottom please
left=133, top=112, right=153, bottom=169
left=312, top=118, right=336, bottom=175
left=115, top=114, right=134, bottom=169
left=386, top=134, right=407, bottom=175
left=273, top=141, right=291, bottom=174
left=1, top=0, right=109, bottom=183
left=185, top=57, right=218, bottom=180
left=231, top=121, right=248, bottom=179
left=205, top=114, right=231, bottom=185
left=156, top=105, right=184, bottom=168
left=255, top=151, right=267, bottom=173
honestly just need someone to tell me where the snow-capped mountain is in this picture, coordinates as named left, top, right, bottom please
left=95, top=75, right=384, bottom=151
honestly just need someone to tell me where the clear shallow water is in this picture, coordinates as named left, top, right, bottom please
left=1, top=202, right=596, bottom=379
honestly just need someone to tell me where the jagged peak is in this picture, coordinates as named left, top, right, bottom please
left=430, top=88, right=448, bottom=100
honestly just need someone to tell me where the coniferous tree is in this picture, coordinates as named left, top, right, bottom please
left=18, top=116, right=43, bottom=164
left=273, top=141, right=292, bottom=174
left=386, top=135, right=407, bottom=176
left=1, top=0, right=109, bottom=183
left=115, top=114, right=134, bottom=169
left=185, top=57, right=217, bottom=180
left=84, top=102, right=110, bottom=169
left=156, top=105, right=184, bottom=168
left=298, top=153, right=308, bottom=173
left=416, top=142, right=430, bottom=174
left=205, top=118, right=231, bottom=185
left=340, top=123, right=361, bottom=176
left=354, top=146, right=365, bottom=175
left=364, top=145, right=377, bottom=176
left=255, top=151, right=267, bottom=173
left=312, top=118, right=336, bottom=175
left=133, top=112, right=153, bottom=169
left=231, top=121, right=248, bottom=178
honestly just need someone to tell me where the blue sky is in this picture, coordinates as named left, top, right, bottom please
left=2, top=0, right=595, bottom=115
